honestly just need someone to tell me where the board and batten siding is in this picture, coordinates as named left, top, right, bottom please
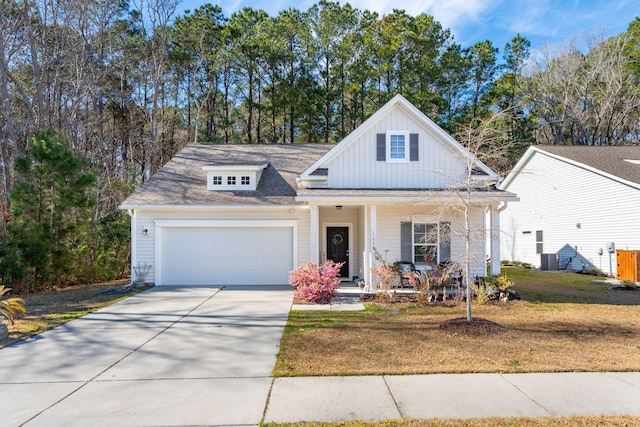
left=133, top=209, right=310, bottom=284
left=501, top=152, right=640, bottom=275
left=374, top=205, right=486, bottom=279
left=323, top=107, right=468, bottom=189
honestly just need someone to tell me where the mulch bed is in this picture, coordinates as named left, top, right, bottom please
left=440, top=317, right=505, bottom=335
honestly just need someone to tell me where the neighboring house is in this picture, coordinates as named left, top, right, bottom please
left=120, top=95, right=516, bottom=287
left=500, top=145, right=640, bottom=276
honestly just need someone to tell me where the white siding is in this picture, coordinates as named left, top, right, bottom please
left=323, top=106, right=468, bottom=189
left=501, top=152, right=640, bottom=275
left=134, top=209, right=309, bottom=284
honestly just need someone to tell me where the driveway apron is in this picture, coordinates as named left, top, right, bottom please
left=0, top=285, right=293, bottom=427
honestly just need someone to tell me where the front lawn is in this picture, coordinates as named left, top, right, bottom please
left=274, top=268, right=640, bottom=376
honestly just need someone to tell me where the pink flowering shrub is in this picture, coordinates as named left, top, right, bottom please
left=288, top=261, right=344, bottom=303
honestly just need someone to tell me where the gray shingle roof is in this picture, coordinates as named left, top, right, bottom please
left=121, top=144, right=334, bottom=207
left=536, top=145, right=640, bottom=185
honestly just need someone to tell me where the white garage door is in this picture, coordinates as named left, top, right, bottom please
left=160, top=226, right=293, bottom=285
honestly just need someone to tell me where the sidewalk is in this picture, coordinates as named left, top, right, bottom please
left=264, top=372, right=640, bottom=423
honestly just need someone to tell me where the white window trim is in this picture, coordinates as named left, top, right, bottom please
left=386, top=130, right=410, bottom=163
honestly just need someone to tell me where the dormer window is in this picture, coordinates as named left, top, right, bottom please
left=203, top=163, right=267, bottom=191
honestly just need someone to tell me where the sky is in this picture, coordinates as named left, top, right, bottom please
left=177, top=0, right=640, bottom=53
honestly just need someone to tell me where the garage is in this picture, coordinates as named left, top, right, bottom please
left=158, top=221, right=295, bottom=285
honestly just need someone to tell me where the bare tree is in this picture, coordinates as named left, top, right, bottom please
left=447, top=111, right=514, bottom=321
left=525, top=32, right=640, bottom=145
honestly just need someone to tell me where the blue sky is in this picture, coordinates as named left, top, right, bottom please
left=177, top=0, right=639, bottom=52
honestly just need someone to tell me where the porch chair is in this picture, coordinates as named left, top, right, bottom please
left=393, top=261, right=416, bottom=288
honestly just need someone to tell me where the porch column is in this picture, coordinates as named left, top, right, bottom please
left=310, top=205, right=319, bottom=264
left=369, top=205, right=378, bottom=290
left=489, top=205, right=501, bottom=275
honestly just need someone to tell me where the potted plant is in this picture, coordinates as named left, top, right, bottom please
left=0, top=286, right=26, bottom=340
left=132, top=262, right=152, bottom=288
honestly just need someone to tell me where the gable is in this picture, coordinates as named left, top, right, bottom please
left=501, top=146, right=640, bottom=192
left=300, top=95, right=498, bottom=190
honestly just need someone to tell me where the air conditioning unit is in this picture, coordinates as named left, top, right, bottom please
left=540, top=253, right=558, bottom=271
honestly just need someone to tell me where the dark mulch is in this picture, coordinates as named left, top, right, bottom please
left=440, top=317, right=505, bottom=335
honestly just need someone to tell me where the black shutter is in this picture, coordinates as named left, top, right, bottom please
left=401, top=221, right=412, bottom=262
left=376, top=133, right=386, bottom=161
left=410, top=133, right=419, bottom=161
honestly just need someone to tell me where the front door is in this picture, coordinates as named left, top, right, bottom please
left=326, top=226, right=349, bottom=277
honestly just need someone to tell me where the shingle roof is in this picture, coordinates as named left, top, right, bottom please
left=536, top=145, right=640, bottom=185
left=121, top=144, right=334, bottom=207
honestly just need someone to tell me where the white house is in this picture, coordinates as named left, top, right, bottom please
left=120, top=95, right=517, bottom=287
left=499, top=145, right=640, bottom=276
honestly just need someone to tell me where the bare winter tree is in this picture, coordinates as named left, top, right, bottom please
left=525, top=32, right=640, bottom=145
left=448, top=111, right=514, bottom=321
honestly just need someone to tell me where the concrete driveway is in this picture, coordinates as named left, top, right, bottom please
left=0, top=285, right=293, bottom=426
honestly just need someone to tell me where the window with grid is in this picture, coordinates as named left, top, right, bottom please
left=389, top=134, right=406, bottom=159
left=227, top=176, right=236, bottom=185
left=212, top=176, right=222, bottom=185
left=536, top=230, right=543, bottom=254
left=241, top=176, right=250, bottom=185
left=413, top=223, right=438, bottom=267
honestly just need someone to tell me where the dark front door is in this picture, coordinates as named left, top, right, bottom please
left=326, top=226, right=349, bottom=277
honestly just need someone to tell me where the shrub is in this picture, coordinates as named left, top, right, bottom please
left=477, top=274, right=516, bottom=302
left=289, top=261, right=343, bottom=303
left=621, top=279, right=638, bottom=289
left=0, top=286, right=26, bottom=325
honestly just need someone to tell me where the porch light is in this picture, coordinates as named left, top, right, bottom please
left=142, top=228, right=149, bottom=235
left=335, top=205, right=343, bottom=210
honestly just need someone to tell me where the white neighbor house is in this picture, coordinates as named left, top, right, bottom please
left=499, top=145, right=640, bottom=276
left=120, top=95, right=516, bottom=287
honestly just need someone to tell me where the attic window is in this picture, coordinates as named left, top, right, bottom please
left=387, top=131, right=409, bottom=163
left=212, top=176, right=222, bottom=185
left=227, top=176, right=236, bottom=185
left=203, top=163, right=267, bottom=191
left=377, top=132, right=419, bottom=162
left=241, top=176, right=250, bottom=185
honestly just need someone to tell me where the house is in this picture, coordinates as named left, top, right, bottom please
left=499, top=145, right=640, bottom=276
left=120, top=95, right=517, bottom=287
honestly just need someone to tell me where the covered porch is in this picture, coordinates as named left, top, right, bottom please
left=301, top=194, right=508, bottom=291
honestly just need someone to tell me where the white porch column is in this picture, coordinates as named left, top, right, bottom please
left=364, top=205, right=370, bottom=285
left=369, top=205, right=378, bottom=290
left=310, top=205, right=319, bottom=264
left=489, top=205, right=501, bottom=275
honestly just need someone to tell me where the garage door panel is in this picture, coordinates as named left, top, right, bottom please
left=161, top=226, right=293, bottom=286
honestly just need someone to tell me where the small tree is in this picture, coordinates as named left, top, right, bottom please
left=454, top=111, right=513, bottom=321
left=9, top=130, right=96, bottom=290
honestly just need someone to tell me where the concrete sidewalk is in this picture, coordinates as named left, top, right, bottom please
left=264, top=372, right=640, bottom=423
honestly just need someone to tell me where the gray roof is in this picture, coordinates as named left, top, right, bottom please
left=536, top=145, right=640, bottom=185
left=121, top=144, right=334, bottom=207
